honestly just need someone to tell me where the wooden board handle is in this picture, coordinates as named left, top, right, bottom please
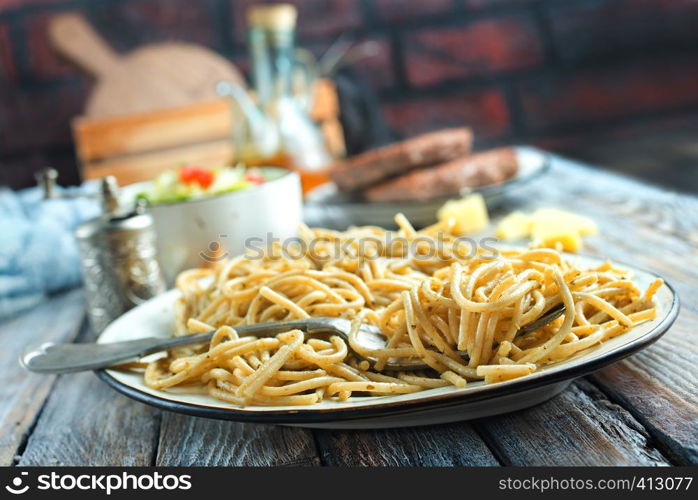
left=48, top=13, right=120, bottom=77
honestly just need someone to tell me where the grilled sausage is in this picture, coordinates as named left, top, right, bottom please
left=364, top=148, right=518, bottom=203
left=330, top=128, right=472, bottom=192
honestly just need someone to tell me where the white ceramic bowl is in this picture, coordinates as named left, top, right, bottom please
left=123, top=168, right=302, bottom=284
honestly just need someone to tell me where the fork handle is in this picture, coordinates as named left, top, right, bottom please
left=21, top=334, right=213, bottom=374
left=20, top=318, right=335, bottom=374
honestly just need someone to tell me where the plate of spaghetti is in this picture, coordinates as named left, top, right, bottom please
left=98, top=215, right=678, bottom=428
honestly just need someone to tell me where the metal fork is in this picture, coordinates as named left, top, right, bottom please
left=21, top=305, right=564, bottom=374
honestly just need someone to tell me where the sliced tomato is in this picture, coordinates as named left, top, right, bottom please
left=178, top=165, right=198, bottom=184
left=179, top=166, right=214, bottom=188
left=194, top=169, right=215, bottom=188
left=245, top=172, right=265, bottom=185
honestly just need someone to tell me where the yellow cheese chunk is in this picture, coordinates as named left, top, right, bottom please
left=531, top=220, right=583, bottom=252
left=494, top=207, right=597, bottom=252
left=531, top=208, right=598, bottom=236
left=437, top=193, right=489, bottom=235
left=495, top=211, right=532, bottom=240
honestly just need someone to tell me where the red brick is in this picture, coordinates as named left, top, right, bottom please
left=517, top=57, right=698, bottom=131
left=0, top=83, right=88, bottom=153
left=24, top=12, right=82, bottom=80
left=91, top=0, right=218, bottom=51
left=24, top=0, right=220, bottom=81
left=0, top=23, right=16, bottom=82
left=383, top=87, right=510, bottom=139
left=0, top=0, right=61, bottom=14
left=305, top=36, right=394, bottom=89
left=546, top=0, right=698, bottom=63
left=404, top=16, right=543, bottom=88
left=231, top=0, right=362, bottom=42
left=374, top=0, right=454, bottom=23
left=464, top=0, right=537, bottom=9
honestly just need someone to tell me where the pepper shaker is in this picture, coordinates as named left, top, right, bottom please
left=37, top=169, right=166, bottom=334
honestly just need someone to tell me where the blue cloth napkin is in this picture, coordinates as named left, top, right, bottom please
left=0, top=183, right=100, bottom=319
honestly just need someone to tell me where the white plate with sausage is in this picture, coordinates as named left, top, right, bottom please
left=304, top=146, right=550, bottom=229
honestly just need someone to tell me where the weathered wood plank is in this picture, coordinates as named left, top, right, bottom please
left=18, top=321, right=160, bottom=466
left=591, top=361, right=698, bottom=465
left=314, top=423, right=498, bottom=466
left=156, top=414, right=320, bottom=466
left=0, top=289, right=85, bottom=465
left=474, top=379, right=671, bottom=466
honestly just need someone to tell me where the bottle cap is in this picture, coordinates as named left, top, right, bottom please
left=248, top=4, right=297, bottom=30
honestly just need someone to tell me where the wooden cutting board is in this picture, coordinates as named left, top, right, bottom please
left=49, top=13, right=246, bottom=118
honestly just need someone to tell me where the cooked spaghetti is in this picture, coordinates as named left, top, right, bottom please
left=140, top=215, right=662, bottom=406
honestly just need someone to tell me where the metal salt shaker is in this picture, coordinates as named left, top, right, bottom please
left=38, top=170, right=166, bottom=334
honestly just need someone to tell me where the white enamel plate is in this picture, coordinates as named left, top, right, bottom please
left=97, top=254, right=678, bottom=429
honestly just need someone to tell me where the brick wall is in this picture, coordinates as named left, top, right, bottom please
left=1, top=0, right=698, bottom=189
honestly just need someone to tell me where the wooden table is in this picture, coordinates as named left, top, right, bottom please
left=2, top=154, right=696, bottom=466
